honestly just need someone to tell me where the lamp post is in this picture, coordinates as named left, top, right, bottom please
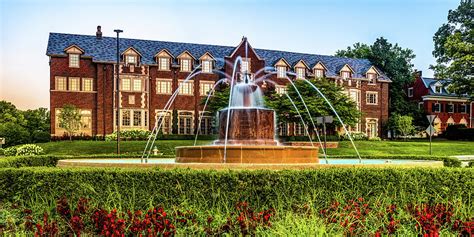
left=114, top=29, right=123, bottom=156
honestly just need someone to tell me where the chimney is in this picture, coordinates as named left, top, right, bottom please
left=96, top=25, right=102, bottom=39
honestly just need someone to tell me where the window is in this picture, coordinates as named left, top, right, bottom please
left=433, top=103, right=441, bottom=113
left=82, top=78, right=93, bottom=91
left=179, top=80, right=194, bottom=95
left=367, top=73, right=376, bottom=84
left=128, top=95, right=135, bottom=104
left=296, top=68, right=305, bottom=79
left=241, top=59, right=250, bottom=73
left=122, top=78, right=131, bottom=91
left=159, top=58, right=170, bottom=71
left=341, top=71, right=351, bottom=79
left=295, top=123, right=307, bottom=136
left=133, top=111, right=142, bottom=126
left=275, top=85, right=287, bottom=95
left=180, top=59, right=192, bottom=72
left=199, top=111, right=213, bottom=135
left=69, top=54, right=79, bottom=68
left=459, top=104, right=467, bottom=114
left=200, top=81, right=214, bottom=96
left=125, top=55, right=137, bottom=65
left=408, top=87, right=413, bottom=97
left=133, top=79, right=142, bottom=91
left=178, top=111, right=193, bottom=135
left=156, top=110, right=172, bottom=134
left=202, top=60, right=213, bottom=73
left=55, top=77, right=67, bottom=91
left=122, top=110, right=131, bottom=126
left=314, top=69, right=324, bottom=78
left=279, top=123, right=288, bottom=136
left=366, top=119, right=378, bottom=138
left=366, top=92, right=378, bottom=105
left=80, top=110, right=92, bottom=133
left=69, top=77, right=80, bottom=91
left=435, top=86, right=442, bottom=94
left=277, top=66, right=286, bottom=78
left=156, top=79, right=172, bottom=94
left=447, top=104, right=454, bottom=113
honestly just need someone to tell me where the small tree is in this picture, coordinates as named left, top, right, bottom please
left=58, top=104, right=82, bottom=140
left=391, top=114, right=415, bottom=140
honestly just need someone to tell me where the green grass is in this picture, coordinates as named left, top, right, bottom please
left=36, top=139, right=474, bottom=157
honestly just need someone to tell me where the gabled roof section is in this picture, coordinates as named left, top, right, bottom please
left=154, top=49, right=174, bottom=58
left=337, top=64, right=355, bottom=73
left=46, top=33, right=391, bottom=79
left=228, top=37, right=263, bottom=60
left=366, top=66, right=380, bottom=75
left=420, top=77, right=468, bottom=97
left=64, top=44, right=84, bottom=54
left=312, top=61, right=328, bottom=71
left=122, top=47, right=141, bottom=56
left=199, top=52, right=215, bottom=61
left=294, top=59, right=309, bottom=69
left=274, top=58, right=290, bottom=67
left=177, top=50, right=196, bottom=60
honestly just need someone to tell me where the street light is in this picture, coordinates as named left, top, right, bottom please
left=114, top=29, right=123, bottom=156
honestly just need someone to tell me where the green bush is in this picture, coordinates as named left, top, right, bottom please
left=444, top=124, right=474, bottom=141
left=105, top=129, right=151, bottom=141
left=0, top=167, right=472, bottom=213
left=0, top=122, right=30, bottom=147
left=0, top=148, right=4, bottom=156
left=328, top=155, right=461, bottom=167
left=341, top=132, right=368, bottom=141
left=15, top=144, right=44, bottom=156
left=31, top=130, right=51, bottom=143
left=3, top=146, right=17, bottom=156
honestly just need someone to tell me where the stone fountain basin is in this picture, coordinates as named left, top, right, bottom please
left=175, top=145, right=318, bottom=163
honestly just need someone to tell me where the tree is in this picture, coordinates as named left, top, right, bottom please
left=23, top=108, right=51, bottom=143
left=389, top=114, right=415, bottom=140
left=431, top=0, right=474, bottom=96
left=336, top=37, right=420, bottom=116
left=58, top=104, right=82, bottom=140
left=0, top=122, right=30, bottom=147
left=0, top=101, right=26, bottom=126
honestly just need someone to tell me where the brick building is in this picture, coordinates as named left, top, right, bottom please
left=408, top=71, right=473, bottom=133
left=46, top=28, right=391, bottom=138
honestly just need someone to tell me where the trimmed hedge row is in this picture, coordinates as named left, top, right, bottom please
left=0, top=154, right=462, bottom=168
left=0, top=167, right=472, bottom=212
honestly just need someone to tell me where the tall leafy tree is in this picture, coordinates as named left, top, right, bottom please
left=58, top=104, right=82, bottom=140
left=431, top=0, right=473, bottom=96
left=336, top=37, right=422, bottom=119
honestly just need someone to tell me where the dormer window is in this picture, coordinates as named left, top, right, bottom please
left=159, top=57, right=170, bottom=71
left=125, top=55, right=137, bottom=65
left=180, top=59, right=192, bottom=72
left=241, top=59, right=250, bottom=73
left=296, top=68, right=305, bottom=79
left=367, top=73, right=376, bottom=84
left=435, top=85, right=442, bottom=94
left=277, top=66, right=287, bottom=78
left=314, top=69, right=324, bottom=78
left=69, top=54, right=80, bottom=68
left=202, top=60, right=213, bottom=73
left=341, top=71, right=351, bottom=79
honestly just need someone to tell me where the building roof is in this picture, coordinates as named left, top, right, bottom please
left=420, top=77, right=469, bottom=98
left=46, top=33, right=391, bottom=81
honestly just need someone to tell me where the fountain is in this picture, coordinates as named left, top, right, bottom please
left=175, top=73, right=319, bottom=164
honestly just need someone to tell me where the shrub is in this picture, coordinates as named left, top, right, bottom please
left=0, top=148, right=4, bottom=156
left=444, top=124, right=474, bottom=141
left=31, top=130, right=51, bottom=143
left=105, top=129, right=151, bottom=141
left=3, top=146, right=18, bottom=156
left=15, top=144, right=44, bottom=156
left=341, top=132, right=367, bottom=141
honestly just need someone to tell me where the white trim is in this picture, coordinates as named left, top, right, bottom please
left=228, top=39, right=263, bottom=60
left=366, top=91, right=378, bottom=105
left=422, top=96, right=469, bottom=102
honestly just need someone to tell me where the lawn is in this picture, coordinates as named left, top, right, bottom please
left=36, top=139, right=474, bottom=157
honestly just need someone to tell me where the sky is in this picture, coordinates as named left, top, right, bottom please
left=0, top=0, right=460, bottom=110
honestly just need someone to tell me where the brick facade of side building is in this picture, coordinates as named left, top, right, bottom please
left=46, top=28, right=391, bottom=138
left=407, top=71, right=473, bottom=134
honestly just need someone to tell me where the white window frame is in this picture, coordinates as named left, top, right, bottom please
left=155, top=110, right=172, bottom=134
left=156, top=79, right=172, bottom=94
left=433, top=103, right=441, bottom=113
left=435, top=86, right=442, bottom=94
left=178, top=110, right=194, bottom=135
left=69, top=77, right=80, bottom=91
left=367, top=73, right=376, bottom=84
left=128, top=95, right=135, bottom=105
left=279, top=123, right=289, bottom=136
left=296, top=67, right=305, bottom=79
left=200, top=81, right=214, bottom=96
left=82, top=78, right=93, bottom=92
left=199, top=111, right=213, bottom=135
left=341, top=71, right=351, bottom=80
left=178, top=80, right=194, bottom=96
left=366, top=91, right=378, bottom=105
left=202, top=60, right=213, bottom=73
left=277, top=66, right=287, bottom=78
left=365, top=118, right=378, bottom=138
left=119, top=109, right=148, bottom=129
left=69, top=54, right=80, bottom=68
left=133, top=79, right=142, bottom=91
left=158, top=57, right=170, bottom=71
left=275, top=85, right=287, bottom=95
left=241, top=59, right=250, bottom=73
left=408, top=87, right=413, bottom=97
left=314, top=69, right=324, bottom=78
left=459, top=104, right=467, bottom=114
left=121, top=78, right=131, bottom=91
left=447, top=104, right=454, bottom=113
left=125, top=55, right=137, bottom=65
left=55, top=76, right=67, bottom=91
left=180, top=59, right=192, bottom=72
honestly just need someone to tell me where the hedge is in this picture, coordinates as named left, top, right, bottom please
left=0, top=167, right=472, bottom=213
left=0, top=154, right=461, bottom=168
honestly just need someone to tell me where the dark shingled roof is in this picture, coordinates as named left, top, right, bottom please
left=420, top=77, right=468, bottom=97
left=46, top=33, right=390, bottom=81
